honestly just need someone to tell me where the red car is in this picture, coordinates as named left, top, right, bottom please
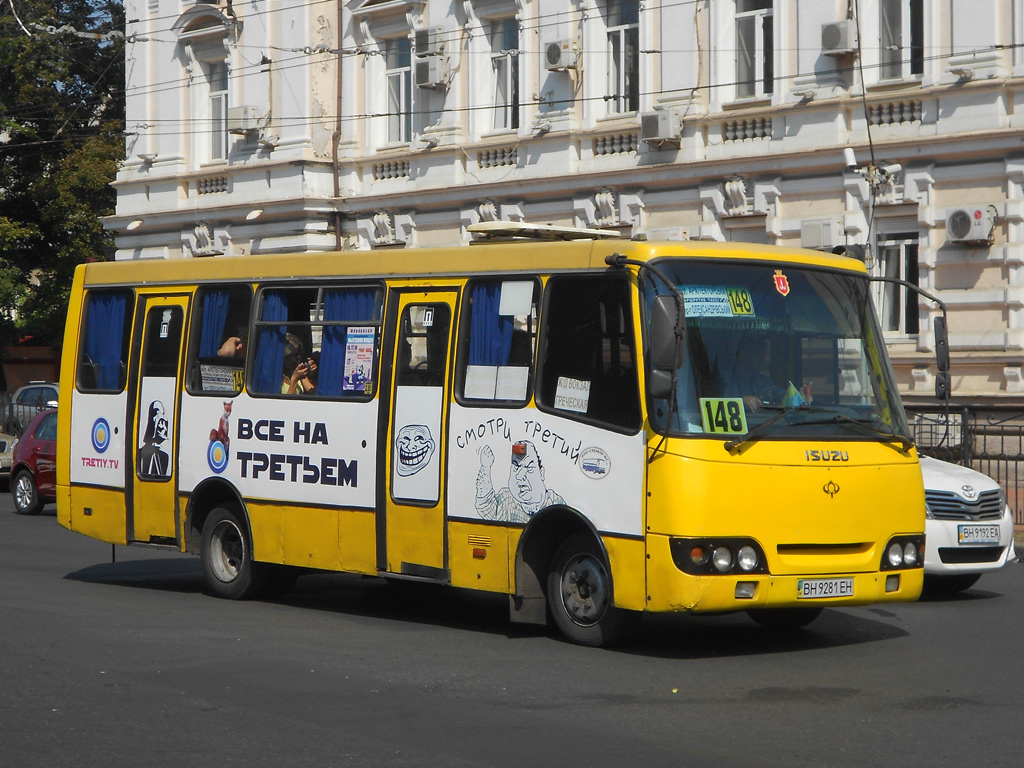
left=11, top=409, right=57, bottom=515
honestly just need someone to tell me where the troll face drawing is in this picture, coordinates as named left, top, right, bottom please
left=395, top=424, right=435, bottom=476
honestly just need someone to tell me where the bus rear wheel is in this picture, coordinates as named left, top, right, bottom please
left=200, top=506, right=267, bottom=600
left=547, top=534, right=635, bottom=647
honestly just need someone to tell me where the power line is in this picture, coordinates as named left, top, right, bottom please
left=7, top=0, right=1020, bottom=146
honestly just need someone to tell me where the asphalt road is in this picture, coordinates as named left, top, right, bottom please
left=2, top=493, right=1022, bottom=768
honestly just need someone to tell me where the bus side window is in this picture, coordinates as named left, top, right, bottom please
left=250, top=284, right=383, bottom=399
left=537, top=274, right=641, bottom=432
left=188, top=285, right=252, bottom=395
left=397, top=305, right=450, bottom=388
left=78, top=289, right=133, bottom=393
left=459, top=278, right=538, bottom=404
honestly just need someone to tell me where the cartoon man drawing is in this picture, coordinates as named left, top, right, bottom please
left=475, top=440, right=566, bottom=524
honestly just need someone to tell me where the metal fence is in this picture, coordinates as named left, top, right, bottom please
left=908, top=406, right=1024, bottom=526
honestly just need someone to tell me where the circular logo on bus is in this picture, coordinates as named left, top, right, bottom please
left=579, top=447, right=611, bottom=479
left=207, top=440, right=229, bottom=474
left=91, top=418, right=111, bottom=453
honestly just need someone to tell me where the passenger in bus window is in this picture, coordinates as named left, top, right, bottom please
left=218, top=336, right=245, bottom=357
left=282, top=333, right=317, bottom=394
left=733, top=336, right=784, bottom=412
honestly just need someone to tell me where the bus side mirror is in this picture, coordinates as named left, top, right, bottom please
left=934, top=316, right=949, bottom=372
left=649, top=370, right=673, bottom=400
left=935, top=371, right=950, bottom=400
left=651, top=295, right=686, bottom=371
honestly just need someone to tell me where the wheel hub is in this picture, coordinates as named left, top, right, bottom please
left=560, top=556, right=609, bottom=627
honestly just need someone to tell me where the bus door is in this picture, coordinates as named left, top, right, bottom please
left=379, top=290, right=457, bottom=580
left=128, top=296, right=189, bottom=544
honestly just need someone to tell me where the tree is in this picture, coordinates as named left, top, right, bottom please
left=0, top=0, right=124, bottom=352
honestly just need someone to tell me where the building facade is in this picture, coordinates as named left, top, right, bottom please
left=109, top=0, right=1024, bottom=404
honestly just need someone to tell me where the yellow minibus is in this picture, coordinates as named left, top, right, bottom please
left=57, top=230, right=926, bottom=645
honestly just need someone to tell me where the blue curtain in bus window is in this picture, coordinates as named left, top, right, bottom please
left=318, top=288, right=379, bottom=397
left=252, top=291, right=288, bottom=393
left=198, top=289, right=230, bottom=357
left=468, top=282, right=513, bottom=366
left=85, top=291, right=127, bottom=390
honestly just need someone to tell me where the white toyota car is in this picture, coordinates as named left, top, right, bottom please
left=920, top=455, right=1017, bottom=593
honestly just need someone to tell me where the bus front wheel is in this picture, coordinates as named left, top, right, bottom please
left=547, top=534, right=635, bottom=647
left=200, top=506, right=266, bottom=600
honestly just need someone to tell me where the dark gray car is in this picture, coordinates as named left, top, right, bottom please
left=7, top=382, right=58, bottom=436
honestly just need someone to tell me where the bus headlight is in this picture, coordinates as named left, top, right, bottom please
left=903, top=542, right=918, bottom=566
left=887, top=542, right=904, bottom=567
left=737, top=545, right=759, bottom=572
left=712, top=547, right=733, bottom=572
left=669, top=538, right=769, bottom=575
left=880, top=535, right=926, bottom=571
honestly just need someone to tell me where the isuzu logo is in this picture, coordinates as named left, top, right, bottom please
left=805, top=449, right=850, bottom=462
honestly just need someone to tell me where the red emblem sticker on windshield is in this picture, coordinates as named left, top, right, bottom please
left=774, top=270, right=790, bottom=297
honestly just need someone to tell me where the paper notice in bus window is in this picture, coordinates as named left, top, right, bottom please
left=682, top=286, right=754, bottom=318
left=498, top=281, right=534, bottom=316
left=464, top=365, right=498, bottom=399
left=554, top=377, right=590, bottom=413
left=495, top=366, right=529, bottom=400
left=343, top=327, right=375, bottom=392
left=200, top=364, right=237, bottom=392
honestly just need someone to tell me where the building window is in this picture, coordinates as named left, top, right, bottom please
left=490, top=19, right=519, bottom=131
left=606, top=0, right=639, bottom=114
left=386, top=38, right=412, bottom=143
left=736, top=0, right=773, bottom=99
left=880, top=0, right=924, bottom=80
left=205, top=60, right=229, bottom=161
left=874, top=233, right=920, bottom=335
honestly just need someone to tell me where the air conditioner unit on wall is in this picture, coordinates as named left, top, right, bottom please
left=415, top=27, right=443, bottom=57
left=545, top=39, right=574, bottom=71
left=801, top=217, right=844, bottom=250
left=640, top=110, right=681, bottom=147
left=227, top=105, right=260, bottom=134
left=415, top=57, right=449, bottom=89
left=821, top=20, right=858, bottom=56
left=946, top=206, right=997, bottom=243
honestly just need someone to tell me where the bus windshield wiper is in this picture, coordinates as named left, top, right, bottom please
left=723, top=404, right=808, bottom=453
left=827, top=414, right=915, bottom=451
left=790, top=413, right=915, bottom=452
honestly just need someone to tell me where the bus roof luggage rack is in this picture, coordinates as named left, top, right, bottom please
left=467, top=221, right=621, bottom=242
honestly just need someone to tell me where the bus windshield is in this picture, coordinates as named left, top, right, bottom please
left=644, top=258, right=911, bottom=443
